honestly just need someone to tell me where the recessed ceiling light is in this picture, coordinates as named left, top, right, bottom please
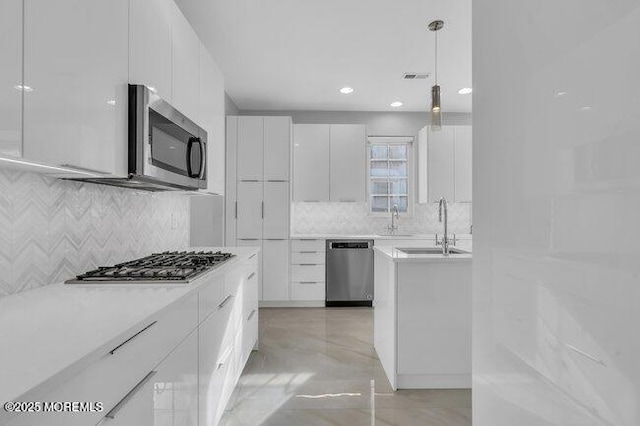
left=339, top=87, right=354, bottom=95
left=580, top=106, right=592, bottom=111
left=390, top=101, right=404, bottom=108
left=458, top=87, right=472, bottom=95
left=106, top=100, right=116, bottom=106
left=555, top=91, right=567, bottom=97
left=14, top=85, right=34, bottom=93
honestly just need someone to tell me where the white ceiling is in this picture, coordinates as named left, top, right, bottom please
left=175, top=0, right=472, bottom=112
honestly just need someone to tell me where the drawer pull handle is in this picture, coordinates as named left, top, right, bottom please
left=248, top=309, right=257, bottom=321
left=247, top=272, right=256, bottom=280
left=299, top=281, right=317, bottom=285
left=299, top=239, right=319, bottom=241
left=249, top=253, right=257, bottom=259
left=218, top=295, right=234, bottom=309
left=105, top=370, right=157, bottom=419
left=109, top=321, right=157, bottom=355
left=299, top=251, right=318, bottom=254
left=299, top=263, right=317, bottom=266
left=217, top=347, right=233, bottom=370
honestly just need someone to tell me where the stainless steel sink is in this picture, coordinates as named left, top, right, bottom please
left=396, top=247, right=468, bottom=255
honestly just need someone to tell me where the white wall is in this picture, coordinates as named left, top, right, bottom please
left=240, top=110, right=471, bottom=136
left=473, top=1, right=640, bottom=425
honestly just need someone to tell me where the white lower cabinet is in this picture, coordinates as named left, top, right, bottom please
left=262, top=239, right=290, bottom=301
left=290, top=238, right=326, bottom=302
left=6, top=252, right=259, bottom=426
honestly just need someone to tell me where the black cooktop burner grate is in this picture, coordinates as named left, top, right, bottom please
left=68, top=251, right=235, bottom=283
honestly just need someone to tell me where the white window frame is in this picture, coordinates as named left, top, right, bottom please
left=366, top=136, right=415, bottom=217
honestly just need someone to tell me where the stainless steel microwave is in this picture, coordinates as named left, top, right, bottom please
left=61, top=85, right=207, bottom=191
left=128, top=84, right=207, bottom=190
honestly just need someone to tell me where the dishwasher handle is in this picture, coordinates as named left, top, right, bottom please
left=328, top=241, right=372, bottom=250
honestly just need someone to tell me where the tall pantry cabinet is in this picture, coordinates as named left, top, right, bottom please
left=226, top=116, right=291, bottom=302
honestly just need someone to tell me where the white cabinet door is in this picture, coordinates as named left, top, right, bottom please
left=237, top=116, right=264, bottom=181
left=199, top=43, right=225, bottom=194
left=236, top=181, right=263, bottom=239
left=263, top=181, right=290, bottom=239
left=129, top=0, right=172, bottom=103
left=293, top=124, right=330, bottom=201
left=171, top=4, right=200, bottom=121
left=262, top=239, right=290, bottom=301
left=330, top=124, right=366, bottom=202
left=95, top=331, right=199, bottom=426
left=264, top=116, right=291, bottom=181
left=0, top=0, right=22, bottom=158
left=23, top=0, right=128, bottom=176
left=426, top=126, right=455, bottom=203
left=454, top=126, right=472, bottom=203
left=225, top=117, right=238, bottom=245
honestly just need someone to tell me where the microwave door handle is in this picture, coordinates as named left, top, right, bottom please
left=186, top=137, right=200, bottom=178
left=199, top=140, right=206, bottom=179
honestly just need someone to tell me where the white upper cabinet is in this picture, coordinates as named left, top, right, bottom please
left=199, top=43, right=225, bottom=194
left=0, top=0, right=22, bottom=158
left=263, top=182, right=290, bottom=239
left=426, top=126, right=455, bottom=203
left=293, top=124, right=330, bottom=201
left=454, top=126, right=472, bottom=203
left=129, top=0, right=173, bottom=103
left=264, top=117, right=291, bottom=181
left=237, top=117, right=264, bottom=181
left=237, top=181, right=263, bottom=239
left=170, top=5, right=200, bottom=122
left=417, top=125, right=472, bottom=203
left=235, top=116, right=291, bottom=182
left=23, top=0, right=129, bottom=176
left=329, top=124, right=366, bottom=202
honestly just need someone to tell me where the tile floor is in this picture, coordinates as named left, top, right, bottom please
left=220, top=308, right=471, bottom=426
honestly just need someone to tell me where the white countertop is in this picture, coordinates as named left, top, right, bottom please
left=0, top=247, right=258, bottom=405
left=374, top=246, right=473, bottom=263
left=290, top=233, right=472, bottom=240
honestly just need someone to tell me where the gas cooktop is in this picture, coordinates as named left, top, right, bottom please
left=65, top=251, right=235, bottom=284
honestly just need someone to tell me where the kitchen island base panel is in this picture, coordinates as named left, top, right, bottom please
left=397, top=374, right=471, bottom=389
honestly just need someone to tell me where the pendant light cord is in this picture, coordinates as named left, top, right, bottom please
left=434, top=29, right=438, bottom=85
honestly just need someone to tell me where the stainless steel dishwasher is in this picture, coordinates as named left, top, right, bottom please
left=326, top=239, right=374, bottom=307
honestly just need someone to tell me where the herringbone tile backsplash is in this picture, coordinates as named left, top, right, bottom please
left=0, top=168, right=189, bottom=297
left=292, top=202, right=472, bottom=235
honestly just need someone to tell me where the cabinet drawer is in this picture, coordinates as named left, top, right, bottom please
left=6, top=294, right=198, bottom=426
left=291, top=264, right=325, bottom=281
left=198, top=273, right=224, bottom=323
left=241, top=308, right=259, bottom=365
left=243, top=269, right=259, bottom=321
left=291, top=239, right=325, bottom=252
left=291, top=281, right=325, bottom=301
left=291, top=251, right=325, bottom=265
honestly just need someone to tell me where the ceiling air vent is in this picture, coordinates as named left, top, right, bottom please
left=403, top=73, right=430, bottom=80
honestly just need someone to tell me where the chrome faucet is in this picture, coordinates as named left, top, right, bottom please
left=437, top=197, right=450, bottom=255
left=388, top=204, right=400, bottom=234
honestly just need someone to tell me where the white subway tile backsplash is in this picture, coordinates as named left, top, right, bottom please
left=0, top=168, right=189, bottom=296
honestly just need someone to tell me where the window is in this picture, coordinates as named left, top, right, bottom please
left=369, top=142, right=411, bottom=213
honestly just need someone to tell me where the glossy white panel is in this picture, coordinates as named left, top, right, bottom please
left=262, top=239, right=289, bottom=301
left=329, top=124, right=366, bottom=202
left=129, top=0, right=173, bottom=102
left=23, top=0, right=128, bottom=176
left=263, top=181, right=290, bottom=239
left=263, top=116, right=291, bottom=181
left=473, top=2, right=640, bottom=425
left=0, top=0, right=22, bottom=158
left=171, top=4, right=200, bottom=121
left=292, top=124, right=330, bottom=202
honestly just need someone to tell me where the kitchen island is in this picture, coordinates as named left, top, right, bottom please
left=373, top=246, right=472, bottom=390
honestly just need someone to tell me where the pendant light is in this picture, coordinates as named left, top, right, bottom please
left=428, top=20, right=444, bottom=131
